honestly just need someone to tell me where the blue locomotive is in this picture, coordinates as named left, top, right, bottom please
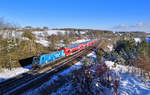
left=32, top=50, right=65, bottom=68
left=32, top=39, right=98, bottom=68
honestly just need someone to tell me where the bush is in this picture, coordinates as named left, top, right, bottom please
left=114, top=40, right=136, bottom=53
left=102, top=39, right=137, bottom=65
left=137, top=40, right=150, bottom=57
left=22, top=31, right=36, bottom=40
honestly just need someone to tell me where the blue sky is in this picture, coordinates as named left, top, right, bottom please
left=0, top=0, right=150, bottom=31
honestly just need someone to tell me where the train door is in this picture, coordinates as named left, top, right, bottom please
left=79, top=44, right=83, bottom=50
left=65, top=48, right=71, bottom=56
left=32, top=56, right=40, bottom=68
left=40, top=55, right=46, bottom=66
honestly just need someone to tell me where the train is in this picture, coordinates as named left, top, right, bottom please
left=32, top=39, right=98, bottom=68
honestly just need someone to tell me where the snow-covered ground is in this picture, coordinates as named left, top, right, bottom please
left=134, top=38, right=141, bottom=43
left=105, top=61, right=150, bottom=95
left=119, top=73, right=150, bottom=95
left=0, top=65, right=32, bottom=83
left=107, top=45, right=113, bottom=51
left=71, top=39, right=90, bottom=44
left=22, top=59, right=84, bottom=95
left=35, top=39, right=49, bottom=47
left=46, top=30, right=66, bottom=35
left=52, top=61, right=147, bottom=95
left=32, top=30, right=65, bottom=39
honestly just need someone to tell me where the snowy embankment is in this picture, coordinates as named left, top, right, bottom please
left=0, top=65, right=32, bottom=83
left=32, top=30, right=66, bottom=47
left=22, top=58, right=84, bottom=95
left=105, top=61, right=150, bottom=95
left=71, top=39, right=90, bottom=44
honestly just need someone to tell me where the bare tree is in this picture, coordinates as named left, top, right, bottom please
left=48, top=34, right=58, bottom=50
left=57, top=32, right=64, bottom=42
left=69, top=31, right=75, bottom=41
left=63, top=31, right=70, bottom=46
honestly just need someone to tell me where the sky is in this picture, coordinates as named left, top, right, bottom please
left=0, top=0, right=150, bottom=31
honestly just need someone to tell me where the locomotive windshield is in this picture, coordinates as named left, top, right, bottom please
left=34, top=56, right=40, bottom=63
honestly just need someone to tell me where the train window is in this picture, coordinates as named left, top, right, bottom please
left=34, top=57, right=38, bottom=62
left=67, top=50, right=70, bottom=53
left=34, top=58, right=37, bottom=61
left=34, top=56, right=40, bottom=62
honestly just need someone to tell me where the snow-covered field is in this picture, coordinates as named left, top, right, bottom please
left=105, top=61, right=150, bottom=95
left=0, top=65, right=32, bottom=83
left=119, top=73, right=150, bottom=95
left=71, top=39, right=89, bottom=44
left=35, top=39, right=49, bottom=47
left=22, top=59, right=84, bottom=95
left=50, top=61, right=150, bottom=95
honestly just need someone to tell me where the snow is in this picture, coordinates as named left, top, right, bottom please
left=32, top=30, right=66, bottom=39
left=0, top=65, right=32, bottom=83
left=46, top=30, right=66, bottom=35
left=105, top=61, right=150, bottom=95
left=23, top=29, right=66, bottom=47
left=32, top=30, right=89, bottom=47
left=32, top=31, right=45, bottom=39
left=108, top=38, right=111, bottom=41
left=87, top=51, right=96, bottom=58
left=107, top=45, right=113, bottom=51
left=22, top=37, right=29, bottom=40
left=80, top=31, right=86, bottom=34
left=22, top=61, right=83, bottom=95
left=56, top=43, right=65, bottom=48
left=104, top=61, right=115, bottom=70
left=119, top=73, right=150, bottom=95
left=72, top=39, right=89, bottom=44
left=134, top=38, right=141, bottom=43
left=0, top=30, right=23, bottom=39
left=35, top=39, right=49, bottom=47
left=31, top=30, right=67, bottom=47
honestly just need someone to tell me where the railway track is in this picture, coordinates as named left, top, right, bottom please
left=0, top=43, right=99, bottom=95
